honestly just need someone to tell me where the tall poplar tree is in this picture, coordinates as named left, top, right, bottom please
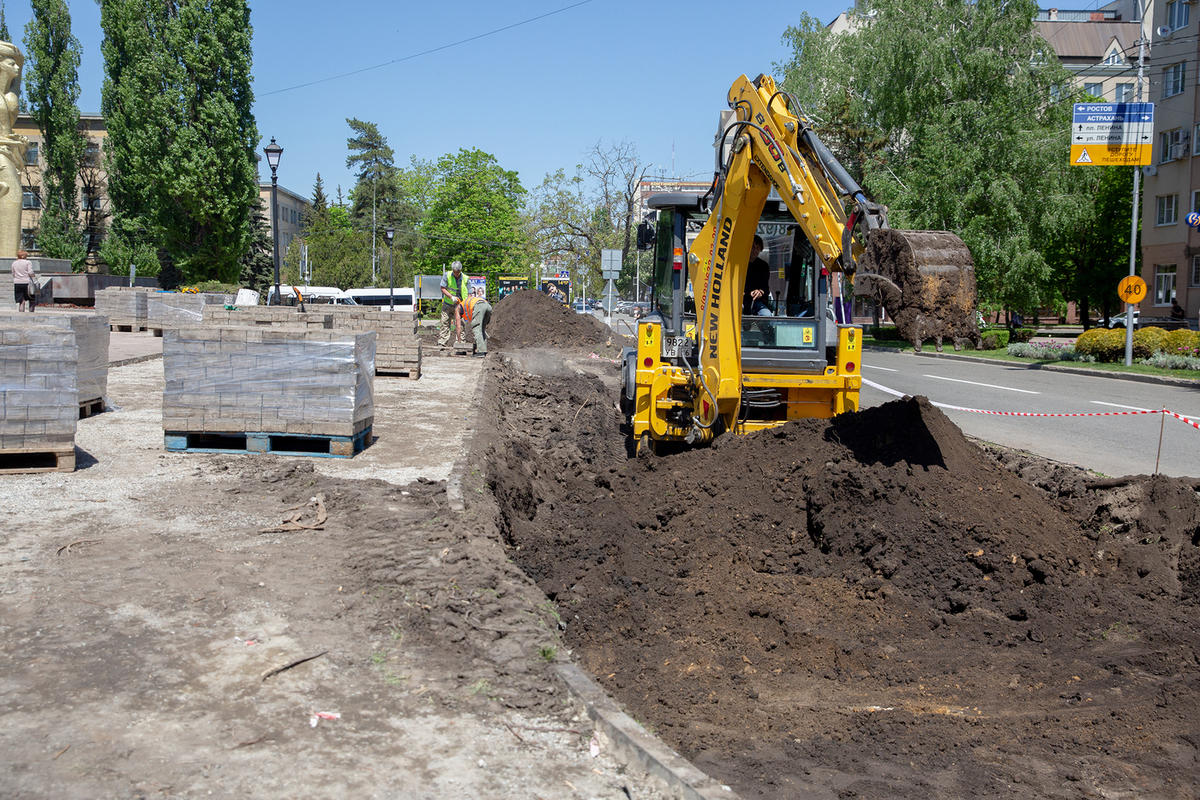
left=24, top=0, right=86, bottom=266
left=100, top=0, right=259, bottom=283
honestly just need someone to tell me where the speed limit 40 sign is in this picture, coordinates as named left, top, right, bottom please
left=1118, top=275, right=1147, bottom=304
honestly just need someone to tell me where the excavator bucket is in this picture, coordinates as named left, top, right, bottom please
left=858, top=229, right=982, bottom=352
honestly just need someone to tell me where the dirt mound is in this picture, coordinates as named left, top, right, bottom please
left=482, top=360, right=1200, bottom=799
left=489, top=290, right=620, bottom=354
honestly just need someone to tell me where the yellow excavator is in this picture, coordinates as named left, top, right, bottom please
left=620, top=74, right=980, bottom=454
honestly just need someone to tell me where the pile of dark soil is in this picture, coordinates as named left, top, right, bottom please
left=489, top=290, right=624, bottom=355
left=481, top=359, right=1200, bottom=799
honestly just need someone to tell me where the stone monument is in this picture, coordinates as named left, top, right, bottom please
left=0, top=41, right=26, bottom=259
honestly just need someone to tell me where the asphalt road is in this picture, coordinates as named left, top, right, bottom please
left=860, top=349, right=1199, bottom=478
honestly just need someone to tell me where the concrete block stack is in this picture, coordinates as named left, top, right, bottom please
left=147, top=292, right=233, bottom=330
left=327, top=307, right=421, bottom=377
left=162, top=326, right=376, bottom=448
left=94, top=287, right=150, bottom=329
left=0, top=324, right=78, bottom=469
left=202, top=306, right=333, bottom=330
left=0, top=313, right=109, bottom=408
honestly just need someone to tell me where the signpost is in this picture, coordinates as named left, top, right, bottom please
left=1070, top=103, right=1153, bottom=166
left=1071, top=96, right=1153, bottom=366
left=601, top=248, right=621, bottom=325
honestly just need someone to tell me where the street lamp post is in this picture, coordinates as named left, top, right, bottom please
left=384, top=226, right=396, bottom=310
left=263, top=137, right=283, bottom=305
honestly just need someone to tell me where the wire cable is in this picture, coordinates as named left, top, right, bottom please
left=260, top=1, right=594, bottom=97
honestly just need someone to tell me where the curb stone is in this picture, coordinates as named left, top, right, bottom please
left=555, top=663, right=744, bottom=800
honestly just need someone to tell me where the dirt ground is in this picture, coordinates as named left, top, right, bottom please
left=478, top=293, right=1200, bottom=799
left=0, top=350, right=671, bottom=799
left=5, top=294, right=1199, bottom=799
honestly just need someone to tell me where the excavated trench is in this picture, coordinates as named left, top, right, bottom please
left=479, top=290, right=1200, bottom=799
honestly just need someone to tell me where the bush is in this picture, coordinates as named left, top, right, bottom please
left=190, top=281, right=242, bottom=293
left=868, top=325, right=906, bottom=341
left=1074, top=327, right=1124, bottom=361
left=1133, top=326, right=1169, bottom=357
left=1141, top=352, right=1200, bottom=370
left=1009, top=327, right=1037, bottom=344
left=980, top=328, right=1010, bottom=349
left=1006, top=341, right=1092, bottom=361
left=1162, top=328, right=1200, bottom=357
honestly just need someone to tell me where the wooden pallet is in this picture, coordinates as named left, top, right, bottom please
left=376, top=367, right=420, bottom=379
left=164, top=427, right=371, bottom=459
left=109, top=323, right=148, bottom=333
left=79, top=398, right=105, bottom=419
left=0, top=446, right=75, bottom=474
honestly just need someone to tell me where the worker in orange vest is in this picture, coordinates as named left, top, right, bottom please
left=462, top=293, right=493, bottom=358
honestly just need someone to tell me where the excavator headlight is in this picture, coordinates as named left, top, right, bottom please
left=673, top=247, right=684, bottom=272
left=848, top=329, right=856, bottom=342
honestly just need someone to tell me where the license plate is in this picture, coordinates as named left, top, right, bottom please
left=662, top=336, right=693, bottom=358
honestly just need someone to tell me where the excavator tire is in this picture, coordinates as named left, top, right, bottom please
left=859, top=229, right=982, bottom=352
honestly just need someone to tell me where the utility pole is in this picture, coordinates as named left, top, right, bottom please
left=1125, top=14, right=1148, bottom=367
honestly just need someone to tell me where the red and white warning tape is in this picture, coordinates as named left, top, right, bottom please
left=863, top=378, right=1199, bottom=431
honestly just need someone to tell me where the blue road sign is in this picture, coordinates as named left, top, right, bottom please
left=1072, top=103, right=1154, bottom=124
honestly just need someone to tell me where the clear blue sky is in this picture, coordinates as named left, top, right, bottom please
left=6, top=0, right=844, bottom=199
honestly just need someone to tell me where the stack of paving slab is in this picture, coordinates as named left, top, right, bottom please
left=0, top=313, right=110, bottom=413
left=94, top=286, right=150, bottom=330
left=0, top=323, right=79, bottom=471
left=162, top=326, right=376, bottom=457
left=201, top=305, right=333, bottom=330
left=327, top=307, right=421, bottom=378
left=146, top=292, right=234, bottom=331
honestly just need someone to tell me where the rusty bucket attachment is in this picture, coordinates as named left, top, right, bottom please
left=858, top=229, right=982, bottom=352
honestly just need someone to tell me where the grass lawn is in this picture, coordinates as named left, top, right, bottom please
left=862, top=336, right=1200, bottom=381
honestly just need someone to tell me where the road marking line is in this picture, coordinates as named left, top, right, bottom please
left=863, top=364, right=898, bottom=372
left=921, top=375, right=1040, bottom=394
left=1091, top=401, right=1152, bottom=412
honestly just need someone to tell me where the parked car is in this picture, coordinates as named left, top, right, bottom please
left=1105, top=309, right=1139, bottom=329
left=571, top=300, right=589, bottom=313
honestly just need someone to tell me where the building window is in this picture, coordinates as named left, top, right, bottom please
left=1159, top=128, right=1188, bottom=162
left=21, top=187, right=41, bottom=209
left=1191, top=255, right=1200, bottom=287
left=24, top=141, right=38, bottom=166
left=1116, top=83, right=1133, bottom=103
left=1167, top=0, right=1190, bottom=31
left=1083, top=82, right=1103, bottom=98
left=1157, top=194, right=1178, bottom=225
left=1164, top=62, right=1186, bottom=98
left=81, top=189, right=102, bottom=211
left=1106, top=48, right=1123, bottom=66
left=83, top=141, right=100, bottom=166
left=1154, top=265, right=1177, bottom=305
left=1192, top=189, right=1200, bottom=213
left=20, top=228, right=36, bottom=249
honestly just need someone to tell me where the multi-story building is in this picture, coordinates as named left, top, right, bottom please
left=258, top=182, right=310, bottom=257
left=14, top=112, right=109, bottom=258
left=1139, top=0, right=1200, bottom=323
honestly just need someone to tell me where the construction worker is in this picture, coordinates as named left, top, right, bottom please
left=463, top=293, right=493, bottom=358
left=438, top=260, right=468, bottom=348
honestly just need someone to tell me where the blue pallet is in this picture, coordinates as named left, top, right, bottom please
left=164, top=426, right=370, bottom=458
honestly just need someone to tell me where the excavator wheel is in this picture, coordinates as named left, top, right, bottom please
left=858, top=229, right=982, bottom=352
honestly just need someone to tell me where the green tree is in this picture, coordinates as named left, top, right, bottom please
left=239, top=198, right=273, bottom=296
left=24, top=0, right=86, bottom=266
left=345, top=118, right=394, bottom=279
left=419, top=148, right=528, bottom=290
left=0, top=2, right=11, bottom=42
left=779, top=0, right=1078, bottom=313
left=282, top=207, right=372, bottom=289
left=100, top=0, right=259, bottom=284
left=311, top=172, right=328, bottom=213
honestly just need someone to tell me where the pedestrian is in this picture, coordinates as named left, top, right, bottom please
left=1171, top=299, right=1186, bottom=320
left=11, top=249, right=35, bottom=312
left=438, top=260, right=468, bottom=348
left=463, top=294, right=493, bottom=358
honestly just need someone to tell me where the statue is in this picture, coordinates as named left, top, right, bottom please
left=0, top=41, right=27, bottom=259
